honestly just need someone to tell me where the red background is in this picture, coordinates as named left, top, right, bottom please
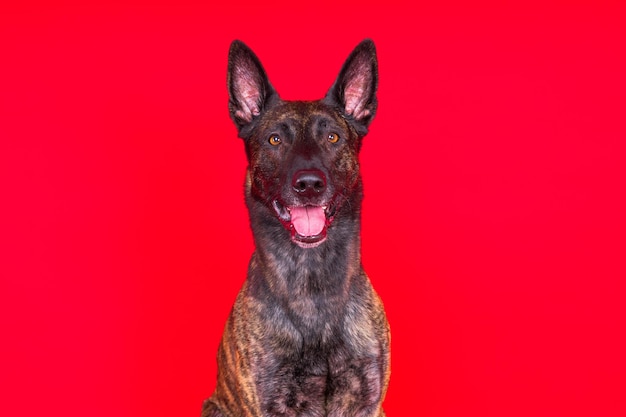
left=1, top=1, right=625, bottom=416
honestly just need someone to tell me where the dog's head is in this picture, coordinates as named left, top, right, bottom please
left=227, top=40, right=378, bottom=248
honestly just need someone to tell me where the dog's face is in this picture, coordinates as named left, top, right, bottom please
left=227, top=40, right=378, bottom=248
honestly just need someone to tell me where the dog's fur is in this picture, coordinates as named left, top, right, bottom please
left=201, top=39, right=390, bottom=417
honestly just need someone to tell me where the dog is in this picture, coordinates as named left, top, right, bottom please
left=202, top=39, right=390, bottom=417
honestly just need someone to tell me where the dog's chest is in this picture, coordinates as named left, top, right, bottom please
left=254, top=326, right=382, bottom=417
left=252, top=290, right=382, bottom=411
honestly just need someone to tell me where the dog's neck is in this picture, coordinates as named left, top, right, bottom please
left=246, top=193, right=363, bottom=307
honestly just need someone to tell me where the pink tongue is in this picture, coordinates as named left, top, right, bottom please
left=290, top=206, right=326, bottom=237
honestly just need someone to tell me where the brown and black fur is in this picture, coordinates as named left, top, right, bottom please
left=202, top=39, right=390, bottom=417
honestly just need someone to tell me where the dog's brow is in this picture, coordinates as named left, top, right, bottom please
left=310, top=114, right=342, bottom=129
left=264, top=117, right=298, bottom=134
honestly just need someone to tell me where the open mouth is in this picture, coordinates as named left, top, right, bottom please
left=272, top=200, right=337, bottom=248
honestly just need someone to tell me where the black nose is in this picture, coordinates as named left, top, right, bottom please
left=292, top=169, right=327, bottom=196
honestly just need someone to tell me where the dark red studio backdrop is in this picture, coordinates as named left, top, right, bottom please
left=1, top=1, right=625, bottom=416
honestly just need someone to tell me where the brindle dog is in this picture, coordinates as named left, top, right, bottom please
left=202, top=39, right=390, bottom=417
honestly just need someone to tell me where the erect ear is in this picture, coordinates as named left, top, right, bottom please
left=324, top=39, right=378, bottom=134
left=227, top=40, right=278, bottom=131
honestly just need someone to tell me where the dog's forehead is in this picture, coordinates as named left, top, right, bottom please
left=264, top=101, right=345, bottom=129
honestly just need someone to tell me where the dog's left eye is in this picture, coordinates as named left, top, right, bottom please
left=268, top=135, right=282, bottom=146
left=327, top=133, right=340, bottom=143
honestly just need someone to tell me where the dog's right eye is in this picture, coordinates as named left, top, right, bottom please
left=268, top=135, right=282, bottom=146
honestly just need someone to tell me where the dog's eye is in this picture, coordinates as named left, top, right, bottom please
left=327, top=133, right=340, bottom=143
left=268, top=135, right=282, bottom=146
